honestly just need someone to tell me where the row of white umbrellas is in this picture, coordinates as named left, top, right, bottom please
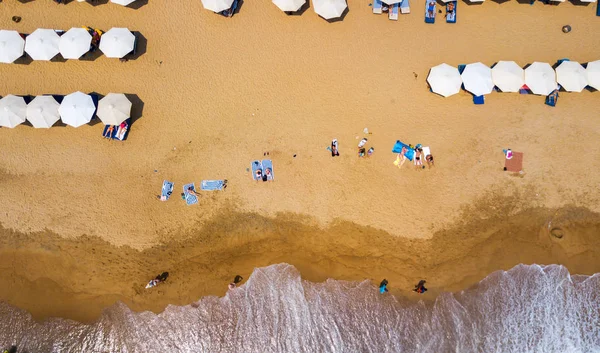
left=201, top=0, right=347, bottom=19
left=0, top=92, right=132, bottom=129
left=0, top=28, right=135, bottom=63
left=427, top=60, right=600, bottom=97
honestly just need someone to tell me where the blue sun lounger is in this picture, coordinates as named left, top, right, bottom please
left=425, top=0, right=436, bottom=23
left=389, top=3, right=399, bottom=20
left=183, top=183, right=198, bottom=205
left=597, top=2, right=600, bottom=16
left=373, top=0, right=383, bottom=14
left=161, top=180, right=174, bottom=201
left=262, top=160, right=274, bottom=181
left=446, top=1, right=456, bottom=23
left=102, top=119, right=130, bottom=141
left=251, top=160, right=263, bottom=180
left=201, top=180, right=226, bottom=191
left=400, top=0, right=410, bottom=13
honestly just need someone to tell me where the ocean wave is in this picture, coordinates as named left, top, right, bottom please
left=0, top=264, right=598, bottom=353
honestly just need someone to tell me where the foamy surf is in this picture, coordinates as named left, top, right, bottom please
left=0, top=263, right=598, bottom=353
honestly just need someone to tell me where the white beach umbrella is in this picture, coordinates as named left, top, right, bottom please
left=461, top=62, right=494, bottom=96
left=555, top=61, right=587, bottom=92
left=25, top=29, right=60, bottom=61
left=59, top=91, right=96, bottom=128
left=586, top=60, right=600, bottom=90
left=111, top=0, right=137, bottom=5
left=0, top=30, right=25, bottom=64
left=26, top=96, right=61, bottom=128
left=524, top=62, right=557, bottom=95
left=491, top=61, right=524, bottom=93
left=273, top=0, right=306, bottom=11
left=97, top=93, right=132, bottom=125
left=313, top=0, right=347, bottom=19
left=427, top=63, right=462, bottom=98
left=59, top=28, right=92, bottom=60
left=0, top=95, right=27, bottom=128
left=201, top=0, right=234, bottom=12
left=99, top=28, right=135, bottom=59
left=382, top=0, right=402, bottom=5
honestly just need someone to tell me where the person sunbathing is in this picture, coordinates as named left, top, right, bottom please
left=186, top=186, right=200, bottom=197
left=426, top=154, right=434, bottom=168
left=415, top=148, right=424, bottom=169
left=104, top=125, right=114, bottom=138
left=255, top=169, right=262, bottom=180
left=447, top=2, right=455, bottom=14
left=427, top=1, right=435, bottom=17
left=264, top=168, right=273, bottom=181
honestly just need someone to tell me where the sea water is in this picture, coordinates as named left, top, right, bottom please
left=0, top=263, right=598, bottom=353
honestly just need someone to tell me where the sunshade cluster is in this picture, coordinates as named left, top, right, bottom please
left=0, top=93, right=132, bottom=128
left=428, top=60, right=600, bottom=98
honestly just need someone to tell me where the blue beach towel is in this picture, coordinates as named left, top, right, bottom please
left=392, top=140, right=415, bottom=161
left=262, top=159, right=274, bottom=181
left=161, top=180, right=174, bottom=201
left=251, top=160, right=263, bottom=180
left=425, top=0, right=436, bottom=23
left=183, top=183, right=198, bottom=205
left=201, top=180, right=225, bottom=191
left=446, top=1, right=456, bottom=23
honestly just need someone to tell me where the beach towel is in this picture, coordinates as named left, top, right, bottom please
left=201, top=180, right=226, bottom=191
left=504, top=152, right=523, bottom=172
left=446, top=1, right=456, bottom=23
left=391, top=140, right=414, bottom=161
left=422, top=146, right=431, bottom=159
left=373, top=0, right=383, bottom=14
left=389, top=3, right=399, bottom=20
left=183, top=183, right=198, bottom=205
left=262, top=159, right=274, bottom=181
left=400, top=0, right=410, bottom=14
left=251, top=160, right=263, bottom=181
left=160, top=180, right=174, bottom=201
left=425, top=0, right=436, bottom=23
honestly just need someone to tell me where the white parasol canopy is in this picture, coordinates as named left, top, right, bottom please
left=273, top=0, right=306, bottom=11
left=427, top=63, right=462, bottom=98
left=461, top=62, right=494, bottom=96
left=382, top=0, right=402, bottom=5
left=524, top=62, right=557, bottom=95
left=99, top=28, right=135, bottom=58
left=0, top=95, right=27, bottom=128
left=111, top=0, right=137, bottom=5
left=59, top=28, right=92, bottom=60
left=555, top=61, right=588, bottom=92
left=491, top=61, right=524, bottom=93
left=0, top=30, right=25, bottom=64
left=201, top=0, right=234, bottom=12
left=59, top=91, right=96, bottom=128
left=313, top=0, right=347, bottom=19
left=25, top=29, right=61, bottom=61
left=97, top=93, right=132, bottom=125
left=26, top=96, right=61, bottom=128
left=586, top=60, right=600, bottom=90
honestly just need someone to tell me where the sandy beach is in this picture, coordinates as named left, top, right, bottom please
left=0, top=0, right=600, bottom=323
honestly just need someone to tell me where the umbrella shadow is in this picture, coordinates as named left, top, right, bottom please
left=18, top=0, right=35, bottom=3
left=80, top=48, right=103, bottom=62
left=491, top=0, right=511, bottom=4
left=88, top=0, right=110, bottom=6
left=286, top=1, right=311, bottom=15
left=14, top=55, right=33, bottom=66
left=326, top=7, right=349, bottom=23
left=128, top=0, right=149, bottom=9
left=460, top=0, right=484, bottom=5
left=121, top=32, right=147, bottom=61
left=570, top=0, right=591, bottom=6
left=88, top=92, right=104, bottom=126
left=125, top=93, right=145, bottom=124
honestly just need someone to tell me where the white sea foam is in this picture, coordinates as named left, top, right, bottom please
left=0, top=263, right=598, bottom=353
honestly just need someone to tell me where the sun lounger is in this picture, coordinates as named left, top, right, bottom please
left=220, top=0, right=238, bottom=17
left=115, top=120, right=130, bottom=140
left=373, top=0, right=383, bottom=14
left=262, top=159, right=274, bottom=181
left=201, top=180, right=226, bottom=191
left=425, top=0, right=436, bottom=23
left=389, top=3, right=399, bottom=20
left=422, top=146, right=431, bottom=159
left=160, top=180, right=174, bottom=201
left=473, top=95, right=484, bottom=104
left=183, top=183, right=198, bottom=205
left=446, top=1, right=457, bottom=23
left=504, top=152, right=523, bottom=172
left=545, top=89, right=558, bottom=107
left=400, top=0, right=410, bottom=14
left=251, top=160, right=263, bottom=181
left=597, top=3, right=600, bottom=16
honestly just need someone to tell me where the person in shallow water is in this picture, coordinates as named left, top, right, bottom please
left=228, top=275, right=244, bottom=290
left=379, top=279, right=389, bottom=294
left=413, top=280, right=427, bottom=294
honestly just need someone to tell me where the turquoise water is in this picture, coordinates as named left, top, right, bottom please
left=0, top=263, right=598, bottom=352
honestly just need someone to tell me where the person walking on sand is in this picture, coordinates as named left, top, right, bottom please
left=413, top=280, right=427, bottom=294
left=379, top=279, right=389, bottom=294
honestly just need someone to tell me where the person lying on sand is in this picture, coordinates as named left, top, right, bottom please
left=415, top=148, right=424, bottom=169
left=186, top=186, right=200, bottom=197
left=264, top=168, right=273, bottom=181
left=426, top=154, right=434, bottom=168
left=103, top=125, right=114, bottom=139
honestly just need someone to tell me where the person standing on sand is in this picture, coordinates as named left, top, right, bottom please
left=379, top=279, right=389, bottom=294
left=413, top=280, right=427, bottom=294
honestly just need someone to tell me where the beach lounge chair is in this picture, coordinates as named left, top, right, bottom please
left=473, top=95, right=484, bottom=104
left=160, top=180, right=174, bottom=201
left=446, top=1, right=456, bottom=23
left=262, top=160, right=274, bottom=181
left=424, top=0, right=436, bottom=23
left=504, top=152, right=523, bottom=172
left=519, top=85, right=531, bottom=94
left=201, top=180, right=227, bottom=191
left=389, top=3, right=399, bottom=20
left=545, top=89, right=558, bottom=107
left=251, top=160, right=263, bottom=180
left=373, top=0, right=383, bottom=14
left=597, top=2, right=600, bottom=16
left=114, top=120, right=129, bottom=140
left=183, top=183, right=198, bottom=205
left=220, top=0, right=238, bottom=17
left=400, top=0, right=410, bottom=14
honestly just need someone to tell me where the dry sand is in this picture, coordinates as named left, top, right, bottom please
left=0, top=0, right=600, bottom=322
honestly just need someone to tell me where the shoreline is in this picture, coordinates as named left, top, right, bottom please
left=2, top=203, right=600, bottom=324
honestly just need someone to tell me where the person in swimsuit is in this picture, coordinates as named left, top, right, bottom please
left=415, top=148, right=424, bottom=169
left=427, top=1, right=435, bottom=18
left=426, top=154, right=434, bottom=168
left=255, top=169, right=262, bottom=181
left=187, top=186, right=200, bottom=197
left=104, top=125, right=114, bottom=138
left=264, top=168, right=272, bottom=181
